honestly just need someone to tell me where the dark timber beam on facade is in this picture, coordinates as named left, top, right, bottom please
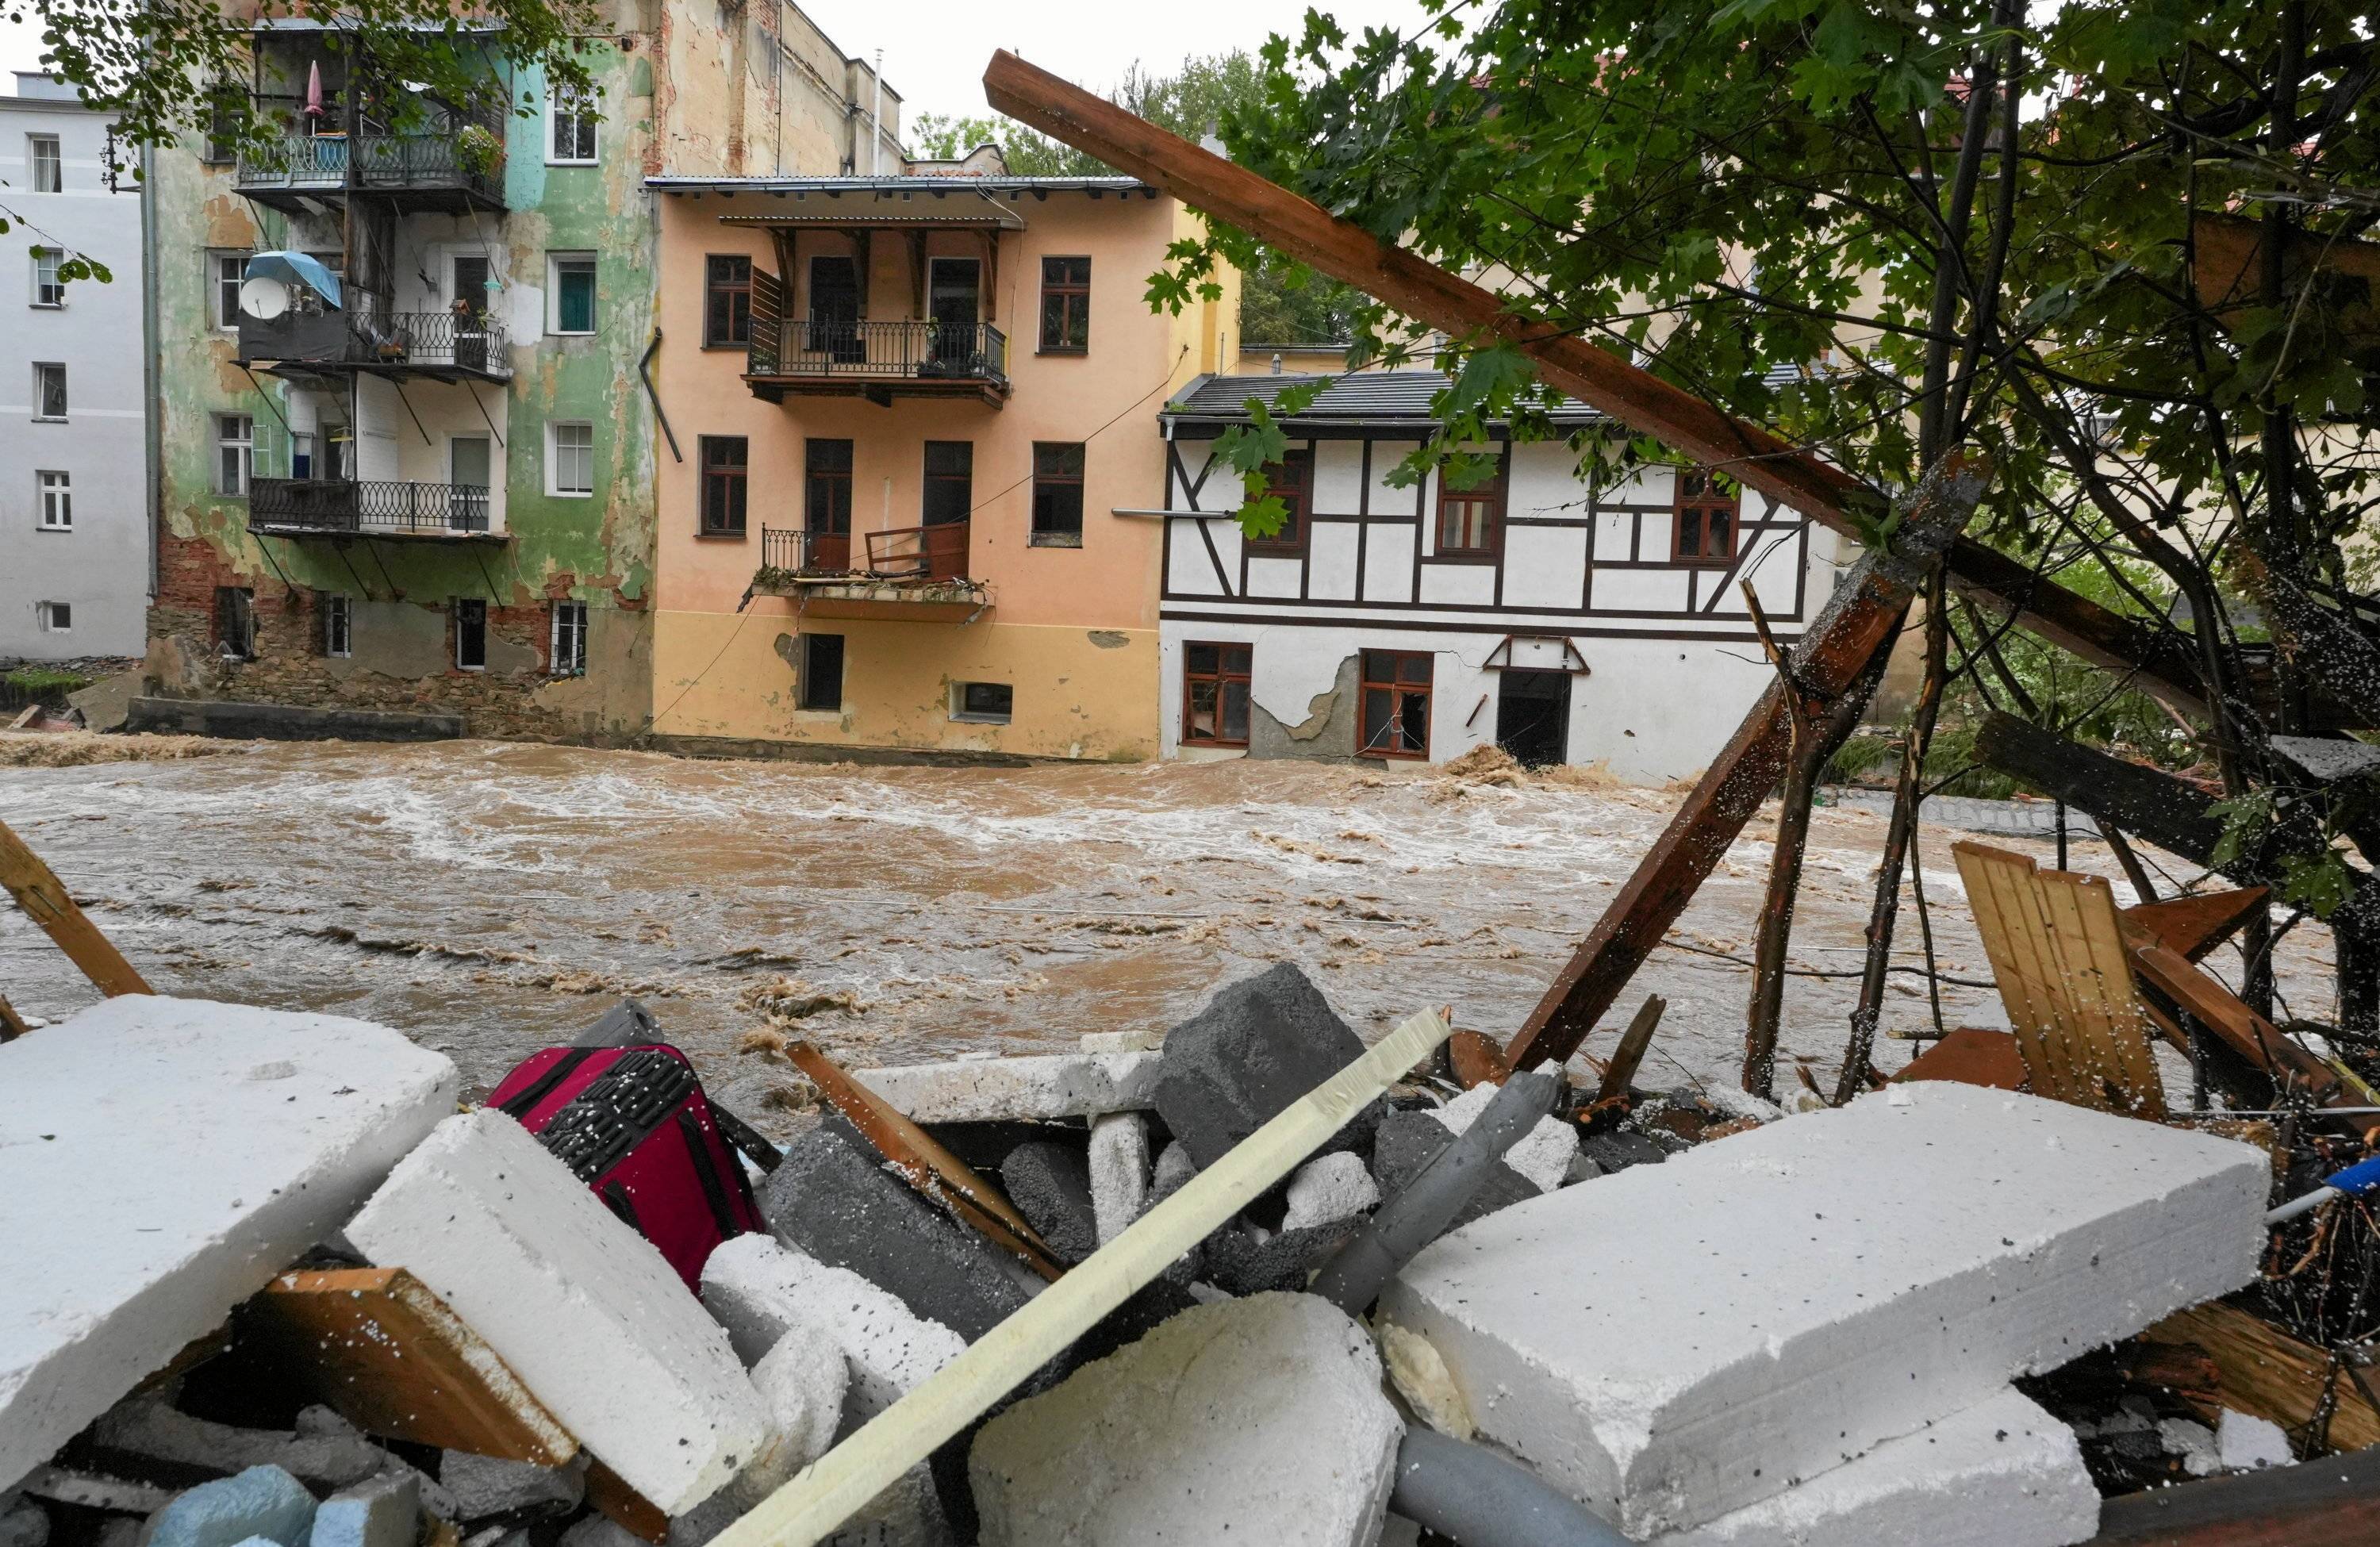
left=981, top=49, right=2207, bottom=720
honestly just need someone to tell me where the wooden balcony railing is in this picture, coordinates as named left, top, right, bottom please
left=249, top=478, right=493, bottom=539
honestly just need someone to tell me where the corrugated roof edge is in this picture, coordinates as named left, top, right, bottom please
left=647, top=175, right=1155, bottom=195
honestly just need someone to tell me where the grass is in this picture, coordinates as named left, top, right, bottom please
left=3, top=666, right=90, bottom=695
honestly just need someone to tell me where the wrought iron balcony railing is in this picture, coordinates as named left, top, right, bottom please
left=756, top=522, right=970, bottom=582
left=249, top=478, right=494, bottom=539
left=751, top=320, right=1008, bottom=386
left=233, top=93, right=505, bottom=206
left=239, top=309, right=511, bottom=377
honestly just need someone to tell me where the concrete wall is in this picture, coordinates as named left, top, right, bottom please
left=0, top=89, right=149, bottom=658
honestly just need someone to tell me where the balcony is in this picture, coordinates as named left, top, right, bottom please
left=248, top=478, right=507, bottom=543
left=747, top=321, right=1010, bottom=408
left=237, top=309, right=511, bottom=382
left=753, top=524, right=989, bottom=620
left=233, top=96, right=506, bottom=214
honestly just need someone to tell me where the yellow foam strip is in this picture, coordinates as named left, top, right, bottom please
left=712, top=1006, right=1453, bottom=1547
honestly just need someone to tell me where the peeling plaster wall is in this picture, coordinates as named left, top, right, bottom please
left=1247, top=652, right=1360, bottom=762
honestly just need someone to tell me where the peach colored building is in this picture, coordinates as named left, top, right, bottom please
left=644, top=165, right=1237, bottom=758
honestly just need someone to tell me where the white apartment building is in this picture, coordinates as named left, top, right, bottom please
left=0, top=72, right=149, bottom=659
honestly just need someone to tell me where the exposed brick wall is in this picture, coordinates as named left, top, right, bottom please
left=148, top=531, right=612, bottom=741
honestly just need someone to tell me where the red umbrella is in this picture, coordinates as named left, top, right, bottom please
left=302, top=60, right=325, bottom=123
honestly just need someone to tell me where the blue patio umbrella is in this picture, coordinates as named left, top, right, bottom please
left=244, top=250, right=342, bottom=310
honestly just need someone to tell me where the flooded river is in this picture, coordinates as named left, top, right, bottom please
left=0, top=738, right=2334, bottom=1132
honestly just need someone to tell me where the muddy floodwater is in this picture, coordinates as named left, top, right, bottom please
left=0, top=739, right=2336, bottom=1130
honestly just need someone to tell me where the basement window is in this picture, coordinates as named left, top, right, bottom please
left=455, top=598, right=488, bottom=671
left=799, top=633, right=844, bottom=712
left=951, top=681, right=1013, bottom=725
left=36, top=600, right=71, bottom=633
left=214, top=586, right=255, bottom=660
left=321, top=593, right=352, bottom=658
left=551, top=600, right=588, bottom=677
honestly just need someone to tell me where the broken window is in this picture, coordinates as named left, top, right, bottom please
left=1672, top=468, right=1740, bottom=566
left=27, top=134, right=60, bottom=193
left=1031, top=442, right=1084, bottom=547
left=705, top=255, right=751, bottom=347
left=700, top=436, right=748, bottom=537
left=1038, top=255, right=1090, bottom=352
left=454, top=598, right=487, bottom=671
left=1359, top=650, right=1434, bottom=759
left=799, top=632, right=844, bottom=712
left=550, top=600, right=587, bottom=677
left=1436, top=455, right=1503, bottom=558
left=321, top=593, right=352, bottom=658
left=952, top=681, right=1013, bottom=724
left=34, top=362, right=66, bottom=420
left=1182, top=642, right=1252, bottom=747
left=1246, top=449, right=1311, bottom=555
left=214, top=586, right=255, bottom=659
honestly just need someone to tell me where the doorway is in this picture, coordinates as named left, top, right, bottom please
left=448, top=435, right=492, bottom=532
left=926, top=257, right=981, bottom=367
left=1495, top=670, right=1570, bottom=767
left=808, top=255, right=861, bottom=362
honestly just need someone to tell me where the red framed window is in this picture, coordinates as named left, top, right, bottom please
left=1672, top=467, right=1740, bottom=565
left=1031, top=442, right=1085, bottom=547
left=1038, top=255, right=1090, bottom=352
left=1436, top=455, right=1504, bottom=558
left=699, top=436, right=748, bottom=536
left=1182, top=642, right=1252, bottom=747
left=704, top=255, right=752, bottom=347
left=1245, top=449, right=1311, bottom=555
left=1359, top=650, right=1434, bottom=759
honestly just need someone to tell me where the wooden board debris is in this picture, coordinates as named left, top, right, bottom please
left=2135, top=1301, right=2379, bottom=1454
left=1447, top=1030, right=1511, bottom=1089
left=711, top=1008, right=1455, bottom=1547
left=1594, top=995, right=1667, bottom=1104
left=0, top=815, right=151, bottom=997
left=2123, top=889, right=2271, bottom=963
left=242, top=1266, right=577, bottom=1466
left=1890, top=1027, right=2030, bottom=1092
left=1952, top=843, right=2166, bottom=1119
left=2088, top=1438, right=2380, bottom=1544
left=2125, top=942, right=2380, bottom=1140
left=788, top=1041, right=1066, bottom=1282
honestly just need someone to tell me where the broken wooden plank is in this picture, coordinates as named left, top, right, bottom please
left=242, top=1266, right=578, bottom=1465
left=1952, top=843, right=2166, bottom=1119
left=1594, top=995, right=1667, bottom=1104
left=2089, top=1438, right=2380, bottom=1544
left=1889, top=1027, right=2029, bottom=1091
left=2134, top=1301, right=2380, bottom=1454
left=1501, top=453, right=1991, bottom=1068
left=0, top=816, right=151, bottom=996
left=2124, top=889, right=2272, bottom=963
left=787, top=1041, right=1066, bottom=1282
left=1446, top=1030, right=1511, bottom=1089
left=712, top=1007, right=1455, bottom=1547
left=0, top=992, right=29, bottom=1041
left=2125, top=943, right=2380, bottom=1140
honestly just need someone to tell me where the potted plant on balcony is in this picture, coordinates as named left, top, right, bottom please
left=456, top=122, right=503, bottom=182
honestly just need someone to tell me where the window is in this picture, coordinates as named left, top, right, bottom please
left=37, top=470, right=70, bottom=530
left=1436, top=455, right=1504, bottom=558
left=549, top=253, right=597, bottom=334
left=214, top=586, right=255, bottom=659
left=951, top=681, right=1014, bottom=724
left=1182, top=642, right=1252, bottom=747
left=549, top=421, right=594, bottom=497
left=27, top=135, right=60, bottom=193
left=700, top=436, right=748, bottom=536
left=549, top=87, right=597, bottom=163
left=1359, top=650, right=1434, bottom=759
left=805, top=438, right=853, bottom=536
left=1038, top=256, right=1090, bottom=352
left=212, top=251, right=248, bottom=328
left=30, top=248, right=62, bottom=308
left=550, top=601, right=588, bottom=676
left=1672, top=467, right=1740, bottom=566
left=922, top=441, right=973, bottom=527
left=215, top=414, right=252, bottom=496
left=202, top=86, right=240, bottom=163
left=704, top=255, right=752, bottom=347
left=1246, top=450, right=1311, bottom=554
left=454, top=599, right=488, bottom=671
left=36, top=601, right=71, bottom=633
left=321, top=593, right=352, bottom=658
left=33, top=363, right=66, bottom=420
left=1031, top=442, right=1085, bottom=547
left=799, top=632, right=844, bottom=712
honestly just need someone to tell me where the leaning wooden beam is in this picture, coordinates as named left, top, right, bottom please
left=1973, top=711, right=2236, bottom=867
left=981, top=50, right=2203, bottom=712
left=2087, top=1433, right=2380, bottom=1545
left=1503, top=452, right=1992, bottom=1068
left=0, top=816, right=151, bottom=998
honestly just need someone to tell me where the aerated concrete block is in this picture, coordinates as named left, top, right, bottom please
left=1426, top=1083, right=1582, bottom=1193
left=757, top=1122, right=1035, bottom=1342
left=146, top=1467, right=317, bottom=1547
left=970, top=1293, right=1403, bottom=1547
left=1655, top=1389, right=2097, bottom=1547
left=664, top=1331, right=846, bottom=1547
left=999, top=1143, right=1098, bottom=1265
left=701, top=1234, right=965, bottom=1423
left=0, top=997, right=457, bottom=1496
left=308, top=1473, right=419, bottom=1547
left=436, top=1455, right=580, bottom=1522
left=1085, top=1113, right=1150, bottom=1245
left=1156, top=965, right=1377, bottom=1169
left=344, top=1112, right=766, bottom=1517
left=0, top=1496, right=47, bottom=1547
left=2216, top=1410, right=2294, bottom=1472
left=1380, top=1084, right=2269, bottom=1537
left=84, top=1400, right=388, bottom=1493
left=1283, top=1151, right=1381, bottom=1230
left=852, top=1053, right=1161, bottom=1123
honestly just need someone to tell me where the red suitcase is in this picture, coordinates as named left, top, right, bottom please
left=489, top=1036, right=766, bottom=1289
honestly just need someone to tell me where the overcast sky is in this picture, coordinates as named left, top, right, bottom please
left=0, top=1, right=1453, bottom=142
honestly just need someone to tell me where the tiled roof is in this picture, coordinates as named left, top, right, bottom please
left=1161, top=363, right=1821, bottom=429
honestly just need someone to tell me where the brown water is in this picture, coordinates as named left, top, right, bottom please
left=0, top=739, right=2334, bottom=1132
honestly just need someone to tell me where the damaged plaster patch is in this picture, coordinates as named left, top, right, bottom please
left=773, top=633, right=801, bottom=671
left=1086, top=630, right=1130, bottom=650
left=1249, top=654, right=1361, bottom=762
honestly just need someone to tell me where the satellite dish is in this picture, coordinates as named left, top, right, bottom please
left=239, top=276, right=293, bottom=320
